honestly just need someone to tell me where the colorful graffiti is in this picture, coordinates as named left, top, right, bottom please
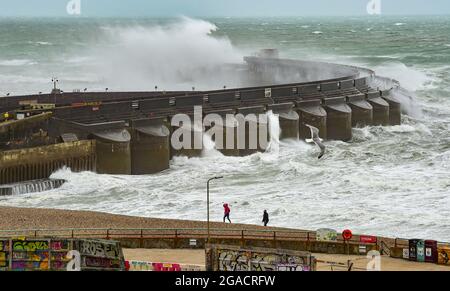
left=12, top=251, right=49, bottom=261
left=84, top=257, right=122, bottom=269
left=13, top=240, right=49, bottom=251
left=12, top=261, right=49, bottom=270
left=316, top=229, right=338, bottom=242
left=0, top=240, right=8, bottom=251
left=0, top=238, right=124, bottom=271
left=152, top=263, right=182, bottom=272
left=51, top=240, right=70, bottom=251
left=128, top=261, right=153, bottom=271
left=438, top=247, right=450, bottom=265
left=0, top=240, right=8, bottom=269
left=127, top=260, right=203, bottom=272
left=0, top=252, right=7, bottom=268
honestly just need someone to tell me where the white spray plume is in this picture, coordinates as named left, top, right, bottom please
left=369, top=64, right=425, bottom=119
left=94, top=17, right=246, bottom=91
left=390, top=87, right=424, bottom=119
left=373, top=62, right=435, bottom=92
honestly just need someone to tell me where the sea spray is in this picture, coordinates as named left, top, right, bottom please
left=370, top=74, right=423, bottom=119
left=266, top=111, right=281, bottom=154
left=202, top=131, right=223, bottom=158
left=373, top=62, right=436, bottom=92
left=95, top=17, right=245, bottom=91
left=390, top=87, right=424, bottom=119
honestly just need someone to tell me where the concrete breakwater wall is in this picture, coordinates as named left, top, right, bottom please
left=0, top=140, right=96, bottom=185
left=0, top=57, right=404, bottom=185
left=0, top=90, right=401, bottom=184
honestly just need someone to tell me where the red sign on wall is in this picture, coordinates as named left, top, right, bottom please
left=342, top=229, right=353, bottom=241
left=360, top=235, right=378, bottom=244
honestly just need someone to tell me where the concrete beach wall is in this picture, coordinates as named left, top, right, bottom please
left=206, top=244, right=317, bottom=271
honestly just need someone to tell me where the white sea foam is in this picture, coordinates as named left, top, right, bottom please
left=312, top=31, right=323, bottom=35
left=3, top=117, right=448, bottom=241
left=0, top=59, right=36, bottom=66
left=27, top=41, right=53, bottom=46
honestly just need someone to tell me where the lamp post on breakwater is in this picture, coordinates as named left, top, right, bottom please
left=207, top=176, right=223, bottom=244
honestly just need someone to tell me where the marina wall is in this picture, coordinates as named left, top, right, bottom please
left=0, top=140, right=96, bottom=185
left=0, top=57, right=405, bottom=184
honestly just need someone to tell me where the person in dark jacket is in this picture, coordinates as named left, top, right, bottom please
left=262, top=210, right=269, bottom=226
left=223, top=203, right=231, bottom=223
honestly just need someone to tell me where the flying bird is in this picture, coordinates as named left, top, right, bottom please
left=305, top=124, right=326, bottom=159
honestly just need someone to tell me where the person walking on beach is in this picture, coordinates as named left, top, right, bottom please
left=223, top=203, right=231, bottom=223
left=262, top=210, right=269, bottom=227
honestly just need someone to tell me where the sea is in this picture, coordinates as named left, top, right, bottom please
left=0, top=15, right=449, bottom=241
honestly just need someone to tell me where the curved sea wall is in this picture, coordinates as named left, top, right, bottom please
left=0, top=57, right=404, bottom=184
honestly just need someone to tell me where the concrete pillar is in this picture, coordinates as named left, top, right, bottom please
left=296, top=100, right=327, bottom=140
left=268, top=103, right=299, bottom=140
left=170, top=122, right=203, bottom=158
left=236, top=106, right=269, bottom=156
left=130, top=118, right=170, bottom=175
left=92, top=129, right=132, bottom=175
left=204, top=109, right=239, bottom=156
left=367, top=92, right=390, bottom=126
left=346, top=94, right=373, bottom=127
left=382, top=91, right=402, bottom=125
left=323, top=97, right=352, bottom=141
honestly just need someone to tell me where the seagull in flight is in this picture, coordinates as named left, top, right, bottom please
left=305, top=124, right=326, bottom=159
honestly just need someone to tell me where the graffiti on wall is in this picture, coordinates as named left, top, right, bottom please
left=127, top=260, right=203, bottom=272
left=13, top=240, right=49, bottom=251
left=251, top=253, right=310, bottom=271
left=215, top=246, right=315, bottom=272
left=218, top=250, right=251, bottom=271
left=84, top=257, right=122, bottom=269
left=438, top=247, right=450, bottom=265
left=276, top=264, right=311, bottom=271
left=73, top=239, right=124, bottom=270
left=316, top=229, right=338, bottom=242
left=77, top=240, right=120, bottom=258
left=0, top=240, right=8, bottom=269
left=0, top=238, right=124, bottom=271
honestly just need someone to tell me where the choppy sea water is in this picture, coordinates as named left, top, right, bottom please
left=0, top=16, right=449, bottom=241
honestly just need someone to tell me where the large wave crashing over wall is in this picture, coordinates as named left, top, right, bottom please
left=368, top=62, right=437, bottom=118
left=94, top=17, right=246, bottom=91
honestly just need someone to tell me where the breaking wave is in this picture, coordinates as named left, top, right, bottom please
left=93, top=17, right=245, bottom=91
